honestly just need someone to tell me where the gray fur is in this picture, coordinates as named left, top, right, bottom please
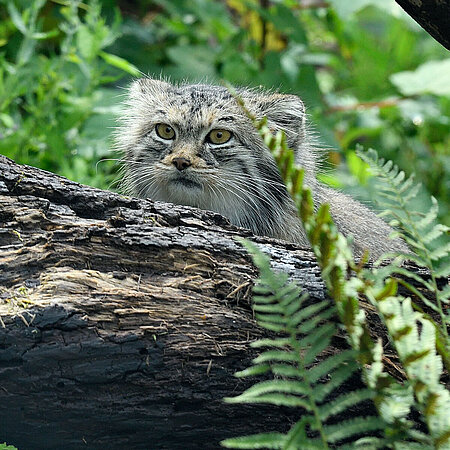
left=115, top=78, right=407, bottom=259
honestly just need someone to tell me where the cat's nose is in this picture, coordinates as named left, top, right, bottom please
left=171, top=157, right=192, bottom=171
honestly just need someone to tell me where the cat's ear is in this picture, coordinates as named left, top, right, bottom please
left=244, top=93, right=307, bottom=146
left=128, top=77, right=171, bottom=100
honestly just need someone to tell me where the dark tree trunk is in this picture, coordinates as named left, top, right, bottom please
left=0, top=155, right=330, bottom=450
left=395, top=0, right=450, bottom=50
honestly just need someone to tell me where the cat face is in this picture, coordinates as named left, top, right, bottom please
left=116, top=78, right=310, bottom=238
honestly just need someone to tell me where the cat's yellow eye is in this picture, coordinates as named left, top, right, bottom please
left=207, top=129, right=232, bottom=145
left=155, top=123, right=175, bottom=140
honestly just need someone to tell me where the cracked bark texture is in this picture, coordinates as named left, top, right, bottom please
left=0, top=155, right=332, bottom=450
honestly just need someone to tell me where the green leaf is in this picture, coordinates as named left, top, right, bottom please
left=271, top=364, right=302, bottom=379
left=229, top=379, right=309, bottom=398
left=234, top=364, right=271, bottom=378
left=221, top=432, right=286, bottom=449
left=289, top=300, right=332, bottom=326
left=324, top=416, right=385, bottom=443
left=421, top=224, right=449, bottom=245
left=225, top=393, right=311, bottom=408
left=327, top=0, right=401, bottom=17
left=415, top=197, right=439, bottom=230
left=314, top=364, right=359, bottom=402
left=7, top=2, right=27, bottom=34
left=308, top=350, right=356, bottom=383
left=99, top=52, right=141, bottom=76
left=429, top=243, right=450, bottom=261
left=390, top=59, right=450, bottom=96
left=31, top=30, right=59, bottom=40
left=250, top=338, right=291, bottom=349
left=319, top=389, right=375, bottom=421
left=253, top=350, right=297, bottom=364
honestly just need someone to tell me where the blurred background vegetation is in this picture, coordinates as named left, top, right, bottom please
left=0, top=0, right=449, bottom=224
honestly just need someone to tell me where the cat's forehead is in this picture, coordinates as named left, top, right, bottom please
left=155, top=84, right=243, bottom=125
left=169, top=84, right=236, bottom=110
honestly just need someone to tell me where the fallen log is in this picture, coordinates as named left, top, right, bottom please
left=0, top=155, right=331, bottom=449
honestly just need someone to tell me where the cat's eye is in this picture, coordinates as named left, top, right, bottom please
left=155, top=123, right=175, bottom=140
left=207, top=129, right=232, bottom=145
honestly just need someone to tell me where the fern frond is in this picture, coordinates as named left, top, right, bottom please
left=318, top=389, right=375, bottom=421
left=416, top=196, right=439, bottom=230
left=226, top=89, right=448, bottom=449
left=224, top=239, right=381, bottom=448
left=252, top=350, right=298, bottom=364
left=422, top=224, right=449, bottom=245
left=289, top=300, right=332, bottom=326
left=308, top=350, right=357, bottom=382
left=356, top=146, right=449, bottom=343
left=314, top=363, right=360, bottom=403
left=229, top=379, right=310, bottom=398
left=234, top=364, right=271, bottom=378
left=250, top=337, right=291, bottom=348
left=226, top=392, right=312, bottom=408
left=323, top=416, right=385, bottom=443
left=221, top=432, right=287, bottom=449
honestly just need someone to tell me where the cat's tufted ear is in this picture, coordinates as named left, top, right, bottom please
left=244, top=93, right=307, bottom=146
left=128, top=77, right=171, bottom=100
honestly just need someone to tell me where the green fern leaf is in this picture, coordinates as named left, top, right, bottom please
left=227, top=379, right=309, bottom=398
left=402, top=181, right=422, bottom=203
left=289, top=300, right=332, bottom=327
left=226, top=392, right=312, bottom=408
left=221, top=432, right=287, bottom=449
left=434, top=261, right=450, bottom=279
left=314, top=364, right=360, bottom=402
left=297, top=323, right=336, bottom=349
left=255, top=321, right=285, bottom=332
left=250, top=338, right=291, bottom=349
left=297, top=312, right=337, bottom=335
left=421, top=224, right=449, bottom=245
left=254, top=313, right=287, bottom=325
left=253, top=350, right=298, bottom=364
left=318, top=389, right=375, bottom=421
left=324, top=416, right=385, bottom=443
left=303, top=328, right=335, bottom=365
left=270, top=364, right=304, bottom=379
left=440, top=284, right=450, bottom=302
left=252, top=304, right=286, bottom=313
left=429, top=243, right=450, bottom=261
left=396, top=173, right=415, bottom=194
left=308, top=350, right=357, bottom=383
left=234, top=364, right=271, bottom=378
left=416, top=196, right=439, bottom=230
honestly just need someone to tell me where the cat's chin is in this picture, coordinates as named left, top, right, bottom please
left=169, top=176, right=202, bottom=190
left=161, top=175, right=205, bottom=206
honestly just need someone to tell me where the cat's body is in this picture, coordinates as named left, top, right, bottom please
left=116, top=78, right=406, bottom=259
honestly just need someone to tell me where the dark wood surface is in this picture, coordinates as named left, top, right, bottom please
left=395, top=0, right=450, bottom=50
left=0, top=155, right=329, bottom=449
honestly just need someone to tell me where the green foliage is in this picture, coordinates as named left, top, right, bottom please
left=1, top=1, right=448, bottom=226
left=356, top=147, right=450, bottom=340
left=0, top=0, right=138, bottom=188
left=223, top=99, right=449, bottom=448
left=222, top=241, right=384, bottom=449
left=0, top=444, right=18, bottom=450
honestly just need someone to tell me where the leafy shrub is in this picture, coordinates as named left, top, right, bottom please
left=0, top=0, right=138, bottom=188
left=1, top=1, right=448, bottom=224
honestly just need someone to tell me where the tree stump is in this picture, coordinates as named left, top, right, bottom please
left=0, top=155, right=332, bottom=449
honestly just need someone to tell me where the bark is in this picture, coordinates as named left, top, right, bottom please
left=395, top=0, right=450, bottom=50
left=0, top=156, right=436, bottom=449
left=0, top=155, right=330, bottom=450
